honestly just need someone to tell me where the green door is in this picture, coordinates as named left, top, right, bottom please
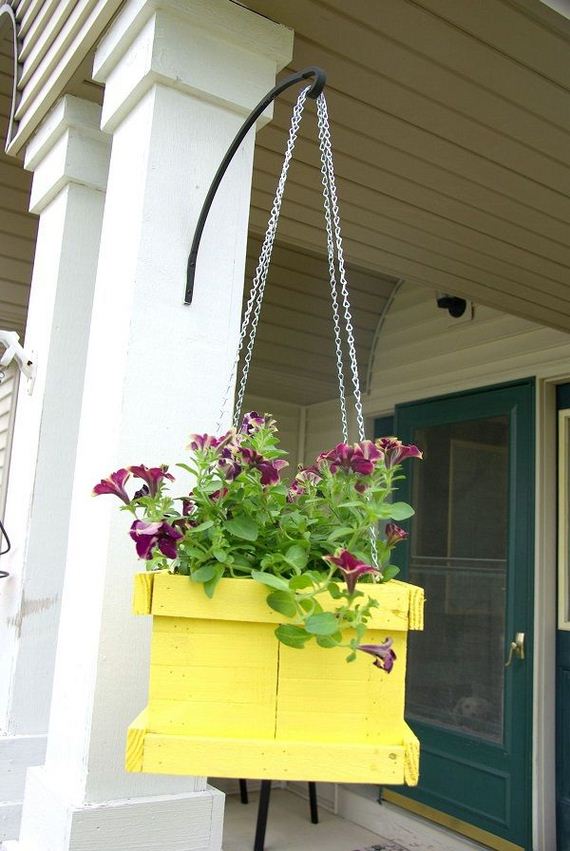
left=379, top=380, right=534, bottom=850
left=557, top=383, right=570, bottom=850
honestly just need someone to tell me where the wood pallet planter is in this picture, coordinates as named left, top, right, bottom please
left=127, top=571, right=424, bottom=784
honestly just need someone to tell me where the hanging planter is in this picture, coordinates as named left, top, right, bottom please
left=126, top=571, right=423, bottom=782
left=94, top=67, right=425, bottom=785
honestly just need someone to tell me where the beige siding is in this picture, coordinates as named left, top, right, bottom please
left=303, top=282, right=570, bottom=457
left=247, top=0, right=570, bottom=332
left=1, top=31, right=36, bottom=334
left=244, top=235, right=397, bottom=405
left=7, top=0, right=120, bottom=152
left=0, top=366, right=17, bottom=513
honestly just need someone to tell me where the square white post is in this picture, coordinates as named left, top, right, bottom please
left=0, top=97, right=110, bottom=840
left=15, top=2, right=292, bottom=849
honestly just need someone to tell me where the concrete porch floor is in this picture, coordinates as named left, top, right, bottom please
left=222, top=788, right=488, bottom=851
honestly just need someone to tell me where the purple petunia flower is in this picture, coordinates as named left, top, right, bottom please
left=287, top=465, right=322, bottom=502
left=129, top=520, right=183, bottom=560
left=239, top=447, right=288, bottom=485
left=323, top=549, right=380, bottom=595
left=187, top=430, right=234, bottom=453
left=129, top=464, right=174, bottom=497
left=375, top=437, right=423, bottom=468
left=357, top=638, right=397, bottom=672
left=385, top=522, right=408, bottom=547
left=317, top=440, right=381, bottom=476
left=93, top=468, right=131, bottom=504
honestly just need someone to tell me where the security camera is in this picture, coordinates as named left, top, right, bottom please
left=436, top=294, right=467, bottom=318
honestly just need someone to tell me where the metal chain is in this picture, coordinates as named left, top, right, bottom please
left=316, top=94, right=366, bottom=442
left=216, top=87, right=310, bottom=431
left=317, top=102, right=349, bottom=443
left=218, top=87, right=378, bottom=567
left=316, top=94, right=379, bottom=567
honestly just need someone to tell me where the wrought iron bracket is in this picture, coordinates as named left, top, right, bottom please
left=185, top=65, right=326, bottom=304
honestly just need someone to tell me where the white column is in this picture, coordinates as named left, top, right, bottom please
left=0, top=97, right=110, bottom=841
left=15, top=2, right=292, bottom=849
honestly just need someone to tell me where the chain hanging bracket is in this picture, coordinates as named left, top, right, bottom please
left=187, top=65, right=378, bottom=565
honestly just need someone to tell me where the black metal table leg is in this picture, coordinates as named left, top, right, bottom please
left=253, top=780, right=272, bottom=851
left=239, top=779, right=249, bottom=805
left=308, top=781, right=319, bottom=824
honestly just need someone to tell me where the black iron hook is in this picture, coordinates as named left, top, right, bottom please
left=185, top=66, right=326, bottom=304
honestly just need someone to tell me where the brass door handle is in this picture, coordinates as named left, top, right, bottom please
left=505, top=632, right=525, bottom=667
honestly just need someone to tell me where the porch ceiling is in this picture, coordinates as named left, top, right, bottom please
left=243, top=234, right=398, bottom=404
left=246, top=0, right=570, bottom=334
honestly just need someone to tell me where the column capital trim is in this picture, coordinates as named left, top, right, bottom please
left=24, top=96, right=106, bottom=173
left=93, top=0, right=294, bottom=133
left=94, top=0, right=293, bottom=84
left=24, top=96, right=111, bottom=215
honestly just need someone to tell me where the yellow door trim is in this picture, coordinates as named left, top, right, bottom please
left=382, top=790, right=524, bottom=851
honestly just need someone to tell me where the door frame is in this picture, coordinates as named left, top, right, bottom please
left=367, top=375, right=561, bottom=850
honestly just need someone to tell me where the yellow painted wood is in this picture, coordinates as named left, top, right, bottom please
left=128, top=572, right=424, bottom=783
left=149, top=573, right=423, bottom=631
left=125, top=709, right=148, bottom=773
left=132, top=571, right=155, bottom=614
left=133, top=724, right=419, bottom=783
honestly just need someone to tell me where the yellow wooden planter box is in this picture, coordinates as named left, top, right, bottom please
left=127, top=571, right=424, bottom=784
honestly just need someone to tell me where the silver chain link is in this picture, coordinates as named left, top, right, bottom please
left=317, top=102, right=349, bottom=443
left=316, top=94, right=366, bottom=442
left=316, top=94, right=379, bottom=567
left=220, top=89, right=378, bottom=565
left=218, top=87, right=310, bottom=431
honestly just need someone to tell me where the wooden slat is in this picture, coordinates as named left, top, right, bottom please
left=149, top=573, right=418, bottom=631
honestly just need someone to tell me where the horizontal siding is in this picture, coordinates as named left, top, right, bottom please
left=246, top=0, right=570, bottom=332
left=1, top=33, right=36, bottom=335
left=245, top=235, right=397, bottom=404
left=303, top=283, right=570, bottom=459
left=8, top=0, right=121, bottom=150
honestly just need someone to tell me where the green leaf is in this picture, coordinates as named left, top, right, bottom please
left=346, top=651, right=357, bottom=663
left=190, top=520, right=214, bottom=533
left=201, top=480, right=225, bottom=495
left=284, top=545, right=309, bottom=571
left=267, top=590, right=297, bottom=618
left=251, top=570, right=289, bottom=591
left=327, top=526, right=354, bottom=542
left=190, top=563, right=217, bottom=583
left=382, top=565, right=400, bottom=581
left=203, top=566, right=223, bottom=598
left=328, top=582, right=342, bottom=600
left=305, top=612, right=339, bottom=636
left=224, top=517, right=259, bottom=541
left=386, top=502, right=415, bottom=521
left=212, top=548, right=227, bottom=563
left=289, top=574, right=314, bottom=591
left=316, top=632, right=342, bottom=648
left=275, top=624, right=311, bottom=649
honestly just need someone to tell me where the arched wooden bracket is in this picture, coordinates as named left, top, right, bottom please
left=185, top=66, right=326, bottom=305
left=0, top=4, right=23, bottom=150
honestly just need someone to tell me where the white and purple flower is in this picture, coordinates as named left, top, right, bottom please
left=323, top=549, right=380, bottom=595
left=92, top=468, right=131, bottom=505
left=129, top=520, right=183, bottom=560
left=357, top=638, right=396, bottom=672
